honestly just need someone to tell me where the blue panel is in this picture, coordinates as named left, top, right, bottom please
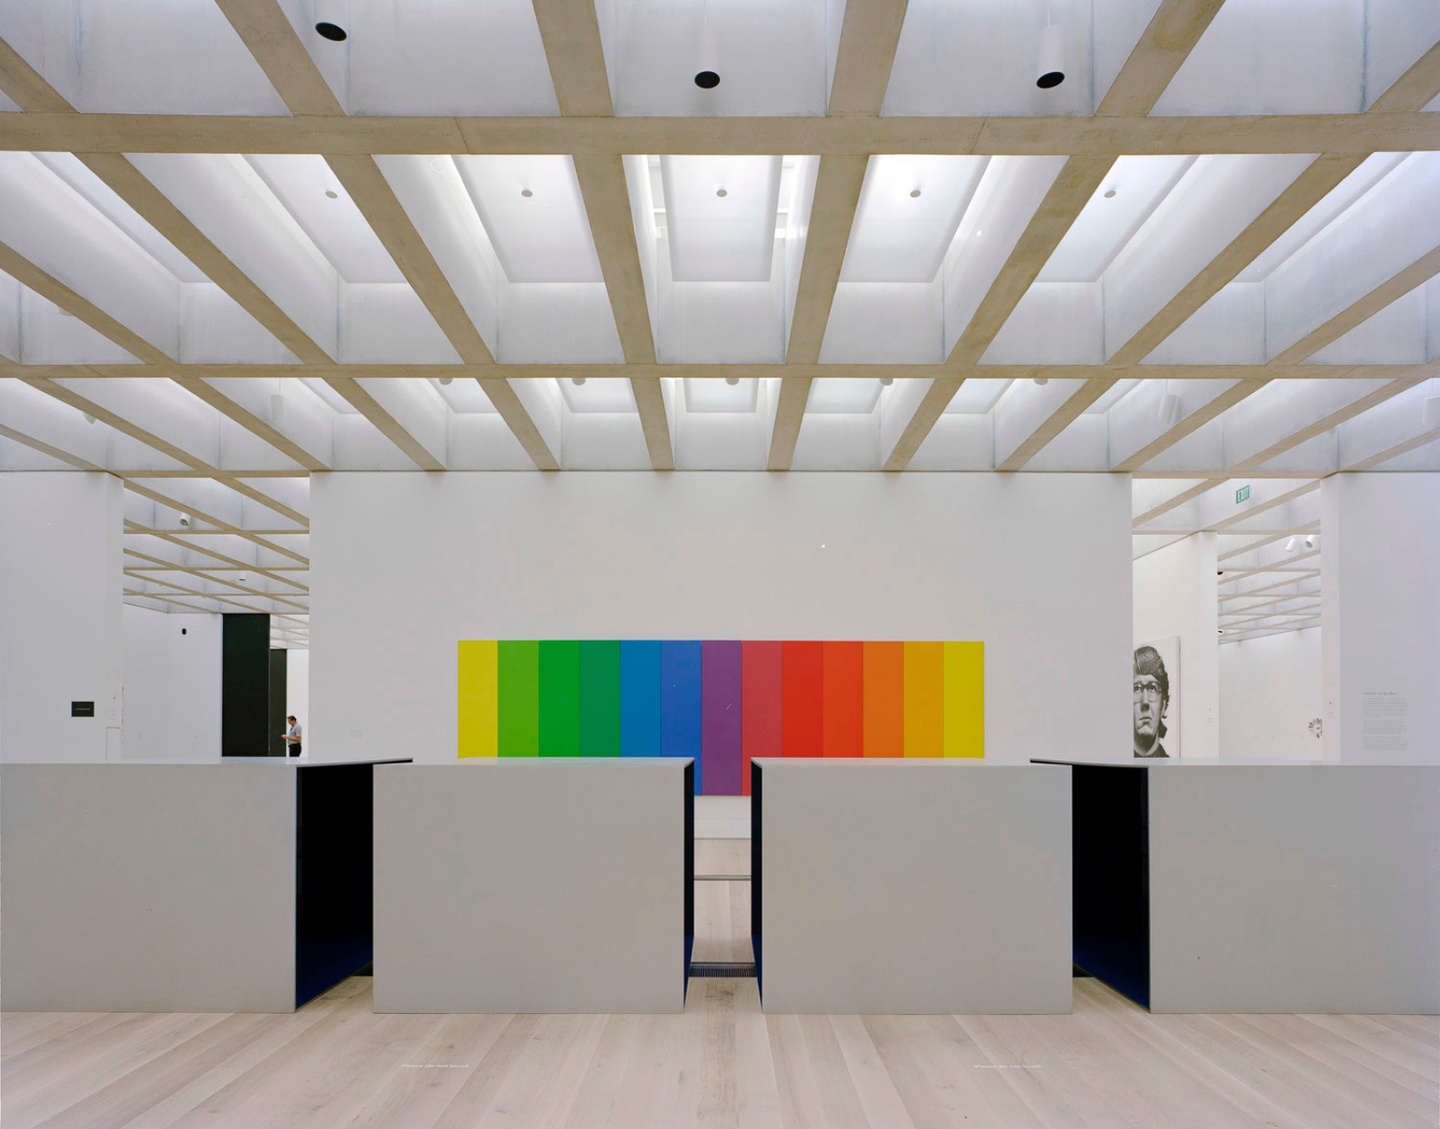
left=661, top=640, right=703, bottom=793
left=620, top=640, right=661, bottom=755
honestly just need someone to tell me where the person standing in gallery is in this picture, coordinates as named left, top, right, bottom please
left=283, top=715, right=303, bottom=757
left=1132, top=646, right=1170, bottom=758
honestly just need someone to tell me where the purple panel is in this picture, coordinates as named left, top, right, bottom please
left=702, top=640, right=743, bottom=796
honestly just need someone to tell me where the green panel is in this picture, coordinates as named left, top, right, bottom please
left=579, top=640, right=622, bottom=757
left=539, top=640, right=581, bottom=756
left=497, top=640, right=539, bottom=756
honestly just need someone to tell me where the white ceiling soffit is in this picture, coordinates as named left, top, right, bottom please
left=843, top=156, right=989, bottom=283
left=244, top=156, right=403, bottom=285
left=886, top=0, right=1109, bottom=117
left=599, top=0, right=843, bottom=117
left=0, top=0, right=289, bottom=114
left=31, top=153, right=205, bottom=281
left=1039, top=156, right=1196, bottom=283
left=454, top=156, right=603, bottom=284
left=1235, top=153, right=1412, bottom=283
left=944, top=378, right=1015, bottom=414
left=660, top=155, right=784, bottom=283
left=430, top=379, right=498, bottom=414
left=1154, top=0, right=1440, bottom=116
left=807, top=378, right=884, bottom=414
left=557, top=378, right=635, bottom=413
left=276, top=0, right=558, bottom=115
left=684, top=378, right=761, bottom=413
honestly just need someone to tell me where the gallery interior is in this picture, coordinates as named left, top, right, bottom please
left=0, top=1, right=1437, bottom=1126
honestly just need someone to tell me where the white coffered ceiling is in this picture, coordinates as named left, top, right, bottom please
left=0, top=0, right=1437, bottom=649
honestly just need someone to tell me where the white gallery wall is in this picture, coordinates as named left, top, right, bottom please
left=0, top=473, right=123, bottom=762
left=310, top=472, right=1132, bottom=765
left=1219, top=628, right=1324, bottom=760
left=1323, top=472, right=1440, bottom=765
left=285, top=648, right=310, bottom=738
left=1133, top=532, right=1220, bottom=759
left=121, top=606, right=222, bottom=759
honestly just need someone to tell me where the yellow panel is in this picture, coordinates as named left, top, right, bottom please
left=903, top=641, right=943, bottom=757
left=943, top=641, right=984, bottom=758
left=457, top=640, right=498, bottom=757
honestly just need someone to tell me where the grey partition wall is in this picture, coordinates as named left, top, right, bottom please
left=373, top=758, right=694, bottom=1014
left=1045, top=760, right=1440, bottom=1014
left=0, top=757, right=407, bottom=1013
left=751, top=759, right=1072, bottom=1014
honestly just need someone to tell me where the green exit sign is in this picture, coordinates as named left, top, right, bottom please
left=1235, top=484, right=1251, bottom=504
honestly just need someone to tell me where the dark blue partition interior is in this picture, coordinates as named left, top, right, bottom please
left=1071, top=764, right=1150, bottom=1008
left=295, top=763, right=375, bottom=1008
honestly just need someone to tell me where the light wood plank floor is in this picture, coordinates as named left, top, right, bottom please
left=4, top=840, right=1435, bottom=1128
left=5, top=979, right=1436, bottom=1128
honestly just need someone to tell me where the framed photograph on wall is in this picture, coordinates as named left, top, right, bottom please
left=1133, top=636, right=1180, bottom=759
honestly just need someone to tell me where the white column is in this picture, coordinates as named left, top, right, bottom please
left=1322, top=473, right=1440, bottom=764
left=0, top=473, right=124, bottom=761
left=1133, top=532, right=1220, bottom=758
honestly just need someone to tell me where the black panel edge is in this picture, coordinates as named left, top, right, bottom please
left=751, top=762, right=762, bottom=1000
left=684, top=759, right=695, bottom=997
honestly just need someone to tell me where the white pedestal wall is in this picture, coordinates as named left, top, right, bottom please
left=1322, top=473, right=1440, bottom=764
left=755, top=760, right=1072, bottom=1014
left=0, top=473, right=123, bottom=762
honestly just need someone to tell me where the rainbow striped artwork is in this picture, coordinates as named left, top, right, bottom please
left=458, top=640, right=983, bottom=795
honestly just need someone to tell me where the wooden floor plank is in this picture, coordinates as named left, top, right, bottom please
left=5, top=1014, right=220, bottom=1124
left=3, top=970, right=1435, bottom=1129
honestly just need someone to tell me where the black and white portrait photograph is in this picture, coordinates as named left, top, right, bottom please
left=1133, top=637, right=1180, bottom=759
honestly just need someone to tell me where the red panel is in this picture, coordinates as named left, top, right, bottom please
left=821, top=641, right=864, bottom=758
left=781, top=641, right=824, bottom=758
left=741, top=641, right=782, bottom=796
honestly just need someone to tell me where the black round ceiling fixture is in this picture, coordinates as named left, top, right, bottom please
left=1036, top=69, right=1063, bottom=89
left=694, top=70, right=720, bottom=89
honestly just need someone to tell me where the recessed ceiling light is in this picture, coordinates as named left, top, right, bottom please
left=313, top=0, right=347, bottom=41
left=1103, top=188, right=1117, bottom=199
left=716, top=188, right=728, bottom=198
left=521, top=189, right=533, bottom=199
left=909, top=189, right=922, bottom=199
left=695, top=70, right=720, bottom=89
left=324, top=189, right=338, bottom=199
left=1036, top=23, right=1065, bottom=88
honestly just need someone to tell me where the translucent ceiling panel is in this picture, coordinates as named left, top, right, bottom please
left=0, top=0, right=289, bottom=114
left=944, top=378, right=1014, bottom=414
left=843, top=157, right=989, bottom=283
left=1235, top=154, right=1409, bottom=284
left=276, top=0, right=559, bottom=115
left=1153, top=0, right=1364, bottom=115
left=807, top=379, right=884, bottom=414
left=557, top=378, right=636, bottom=413
left=245, top=156, right=402, bottom=284
left=455, top=157, right=603, bottom=284
left=1039, top=157, right=1195, bottom=283
left=684, top=379, right=761, bottom=413
left=885, top=0, right=1094, bottom=117
left=603, top=0, right=840, bottom=116
left=661, top=156, right=783, bottom=283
